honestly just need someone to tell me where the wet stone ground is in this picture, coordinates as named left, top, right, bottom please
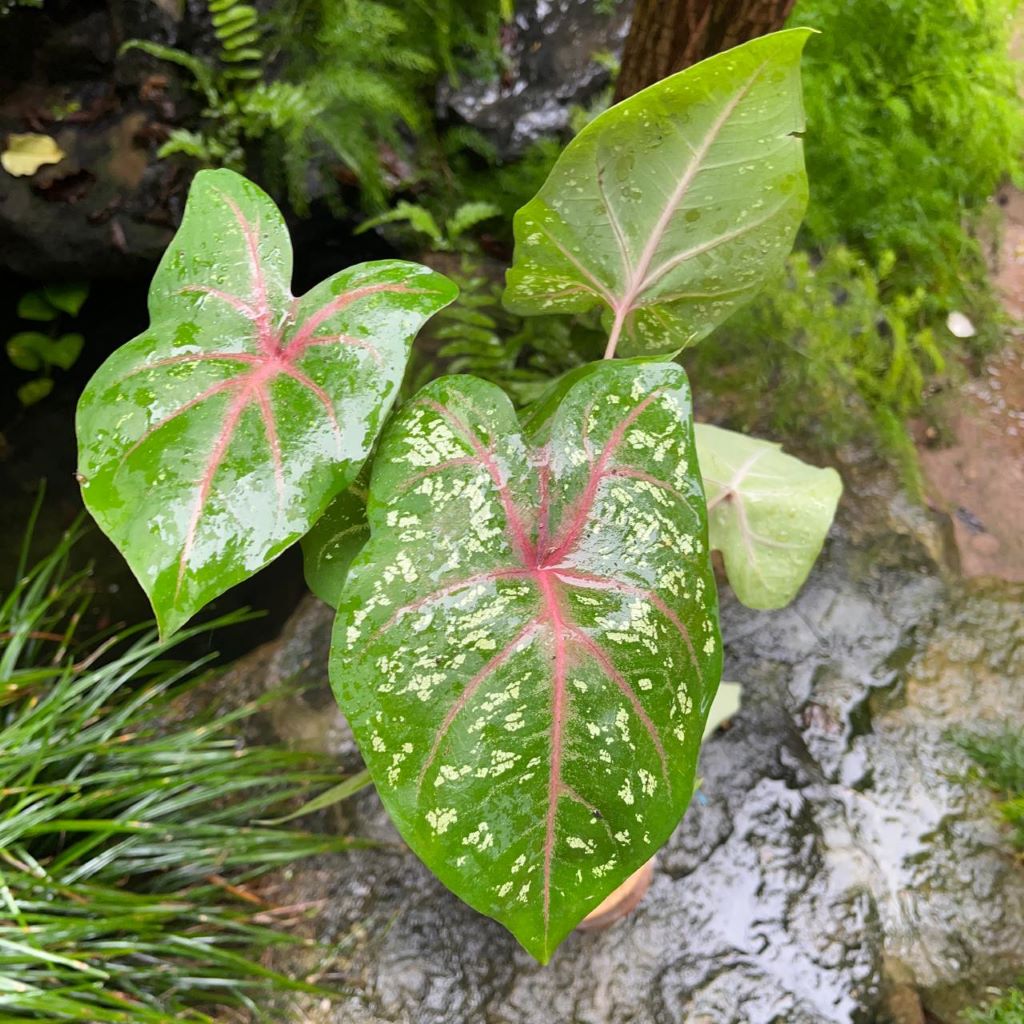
left=222, top=459, right=1023, bottom=1024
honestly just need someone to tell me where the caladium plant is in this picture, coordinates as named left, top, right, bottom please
left=77, top=29, right=843, bottom=961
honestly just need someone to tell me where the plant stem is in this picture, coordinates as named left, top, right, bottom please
left=603, top=306, right=627, bottom=360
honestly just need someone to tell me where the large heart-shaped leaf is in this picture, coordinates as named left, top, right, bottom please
left=695, top=423, right=842, bottom=610
left=503, top=29, right=810, bottom=358
left=76, top=169, right=456, bottom=636
left=330, top=361, right=722, bottom=961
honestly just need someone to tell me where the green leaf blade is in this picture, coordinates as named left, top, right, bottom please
left=16, top=290, right=60, bottom=321
left=331, top=362, right=722, bottom=961
left=695, top=423, right=842, bottom=610
left=76, top=169, right=456, bottom=636
left=7, top=331, right=50, bottom=371
left=301, top=487, right=369, bottom=608
left=503, top=29, right=811, bottom=358
left=43, top=282, right=89, bottom=316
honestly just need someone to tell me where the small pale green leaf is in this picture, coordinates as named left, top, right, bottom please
left=301, top=487, right=369, bottom=607
left=701, top=681, right=741, bottom=740
left=331, top=361, right=722, bottom=962
left=7, top=331, right=49, bottom=371
left=18, top=378, right=53, bottom=406
left=17, top=291, right=60, bottom=322
left=695, top=423, right=842, bottom=610
left=43, top=282, right=89, bottom=316
left=503, top=29, right=811, bottom=358
left=6, top=331, right=82, bottom=372
left=76, top=169, right=457, bottom=637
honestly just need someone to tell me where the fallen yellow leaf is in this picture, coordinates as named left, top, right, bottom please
left=1, top=133, right=66, bottom=177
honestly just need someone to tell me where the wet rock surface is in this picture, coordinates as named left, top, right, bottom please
left=0, top=111, right=184, bottom=280
left=0, top=1, right=201, bottom=279
left=441, top=0, right=631, bottom=158
left=230, top=467, right=1024, bottom=1024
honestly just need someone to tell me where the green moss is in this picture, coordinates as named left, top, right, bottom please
left=955, top=735, right=1024, bottom=1024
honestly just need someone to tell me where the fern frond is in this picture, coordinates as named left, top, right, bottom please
left=128, top=0, right=506, bottom=210
left=356, top=202, right=445, bottom=244
left=446, top=201, right=501, bottom=241
left=119, top=40, right=219, bottom=106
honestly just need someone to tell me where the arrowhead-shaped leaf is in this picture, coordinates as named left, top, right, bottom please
left=503, top=29, right=810, bottom=358
left=76, top=169, right=457, bottom=636
left=330, top=361, right=722, bottom=961
left=695, top=423, right=842, bottom=610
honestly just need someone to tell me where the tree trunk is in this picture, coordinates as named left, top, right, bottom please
left=614, top=0, right=797, bottom=101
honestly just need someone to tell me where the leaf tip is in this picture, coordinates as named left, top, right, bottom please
left=153, top=600, right=191, bottom=644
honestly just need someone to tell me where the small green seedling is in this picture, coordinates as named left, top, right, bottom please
left=7, top=283, right=88, bottom=406
left=77, top=30, right=840, bottom=961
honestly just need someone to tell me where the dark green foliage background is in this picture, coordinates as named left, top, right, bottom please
left=794, top=0, right=1022, bottom=301
left=689, top=0, right=1022, bottom=472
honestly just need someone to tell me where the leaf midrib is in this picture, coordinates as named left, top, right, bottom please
left=599, top=61, right=769, bottom=354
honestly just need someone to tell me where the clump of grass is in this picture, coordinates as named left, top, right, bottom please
left=0, top=517, right=359, bottom=1022
left=959, top=729, right=1024, bottom=851
left=956, top=734, right=1024, bottom=1024
left=963, top=988, right=1024, bottom=1024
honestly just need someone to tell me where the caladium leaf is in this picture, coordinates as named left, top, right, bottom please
left=301, top=486, right=370, bottom=608
left=503, top=29, right=810, bottom=359
left=76, top=169, right=456, bottom=636
left=331, top=361, right=722, bottom=962
left=702, top=681, right=742, bottom=740
left=695, top=423, right=842, bottom=610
